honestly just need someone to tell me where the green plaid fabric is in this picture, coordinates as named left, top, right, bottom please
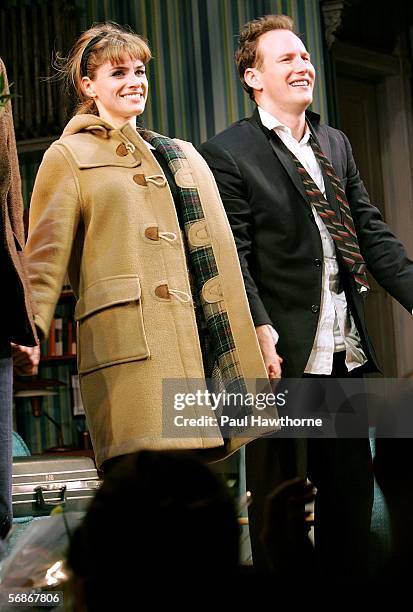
left=141, top=130, right=248, bottom=407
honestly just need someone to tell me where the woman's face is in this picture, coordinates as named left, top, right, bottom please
left=82, top=56, right=148, bottom=127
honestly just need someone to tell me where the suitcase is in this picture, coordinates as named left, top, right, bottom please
left=12, top=456, right=102, bottom=518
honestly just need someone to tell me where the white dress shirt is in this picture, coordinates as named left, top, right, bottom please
left=258, top=106, right=367, bottom=374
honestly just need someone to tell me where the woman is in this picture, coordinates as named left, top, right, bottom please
left=25, top=23, right=271, bottom=469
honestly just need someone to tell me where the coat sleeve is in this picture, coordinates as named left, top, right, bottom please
left=25, top=144, right=81, bottom=338
left=0, top=59, right=25, bottom=248
left=342, top=130, right=413, bottom=312
left=198, top=140, right=273, bottom=328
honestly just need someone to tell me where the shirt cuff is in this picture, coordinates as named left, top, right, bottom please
left=268, top=325, right=279, bottom=346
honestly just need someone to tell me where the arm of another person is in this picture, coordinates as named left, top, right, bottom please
left=199, top=140, right=282, bottom=378
left=261, top=477, right=316, bottom=579
left=11, top=344, right=40, bottom=375
left=2, top=61, right=40, bottom=372
left=25, top=145, right=81, bottom=339
left=342, top=131, right=413, bottom=312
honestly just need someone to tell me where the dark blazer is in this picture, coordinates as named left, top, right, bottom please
left=199, top=108, right=413, bottom=377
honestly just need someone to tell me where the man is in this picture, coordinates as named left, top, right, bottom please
left=199, top=15, right=413, bottom=580
left=0, top=58, right=39, bottom=539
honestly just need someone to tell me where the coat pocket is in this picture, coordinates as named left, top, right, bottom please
left=74, top=275, right=150, bottom=375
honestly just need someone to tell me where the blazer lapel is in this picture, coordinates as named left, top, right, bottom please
left=268, top=133, right=310, bottom=205
left=250, top=109, right=309, bottom=207
left=307, top=117, right=342, bottom=219
left=308, top=115, right=332, bottom=160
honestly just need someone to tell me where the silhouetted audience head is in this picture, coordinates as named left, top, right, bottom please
left=67, top=450, right=239, bottom=608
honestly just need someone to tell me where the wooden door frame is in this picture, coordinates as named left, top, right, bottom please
left=332, top=41, right=413, bottom=376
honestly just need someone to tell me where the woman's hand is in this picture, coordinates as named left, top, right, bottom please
left=255, top=325, right=283, bottom=379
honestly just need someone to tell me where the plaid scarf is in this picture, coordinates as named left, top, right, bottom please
left=140, top=130, right=248, bottom=402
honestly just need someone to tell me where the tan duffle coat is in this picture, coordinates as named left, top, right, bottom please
left=25, top=115, right=270, bottom=466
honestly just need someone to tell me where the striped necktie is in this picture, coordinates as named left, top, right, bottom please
left=292, top=134, right=370, bottom=294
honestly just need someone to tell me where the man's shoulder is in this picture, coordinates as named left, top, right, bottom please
left=200, top=115, right=261, bottom=154
left=323, top=123, right=346, bottom=142
left=308, top=111, right=347, bottom=145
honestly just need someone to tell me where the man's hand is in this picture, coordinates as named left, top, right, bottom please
left=261, top=477, right=316, bottom=576
left=11, top=344, right=40, bottom=376
left=255, top=325, right=283, bottom=379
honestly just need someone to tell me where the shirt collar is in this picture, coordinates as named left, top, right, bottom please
left=258, top=106, right=311, bottom=145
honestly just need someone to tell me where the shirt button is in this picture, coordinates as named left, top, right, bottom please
left=313, top=258, right=322, bottom=267
left=311, top=304, right=320, bottom=313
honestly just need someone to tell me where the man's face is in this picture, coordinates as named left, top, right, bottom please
left=249, top=29, right=315, bottom=114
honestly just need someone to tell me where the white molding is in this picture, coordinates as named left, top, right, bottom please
left=321, top=0, right=347, bottom=48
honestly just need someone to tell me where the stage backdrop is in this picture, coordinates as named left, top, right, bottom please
left=76, top=0, right=328, bottom=143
